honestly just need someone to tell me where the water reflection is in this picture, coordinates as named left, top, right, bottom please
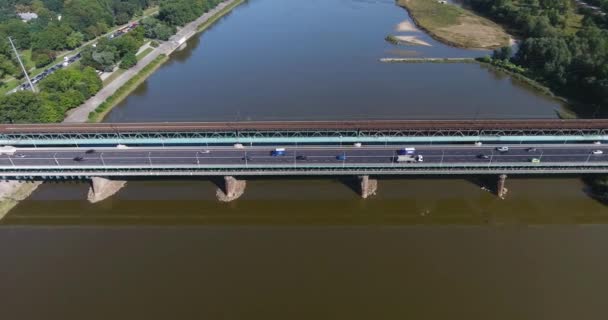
left=7, top=176, right=608, bottom=225
left=105, top=0, right=563, bottom=122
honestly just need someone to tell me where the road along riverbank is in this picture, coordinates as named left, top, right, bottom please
left=64, top=0, right=245, bottom=123
left=396, top=0, right=511, bottom=49
left=0, top=0, right=246, bottom=218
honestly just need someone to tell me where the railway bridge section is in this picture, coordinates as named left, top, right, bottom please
left=2, top=119, right=608, bottom=202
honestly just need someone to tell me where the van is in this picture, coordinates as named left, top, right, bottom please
left=397, top=148, right=415, bottom=156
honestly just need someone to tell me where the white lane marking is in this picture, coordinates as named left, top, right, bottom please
left=9, top=144, right=608, bottom=153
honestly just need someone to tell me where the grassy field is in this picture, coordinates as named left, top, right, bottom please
left=0, top=78, right=19, bottom=95
left=102, top=69, right=125, bottom=86
left=397, top=0, right=511, bottom=49
left=136, top=47, right=154, bottom=59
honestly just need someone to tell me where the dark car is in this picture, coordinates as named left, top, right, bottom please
left=296, top=155, right=307, bottom=160
left=477, top=154, right=490, bottom=159
left=73, top=156, right=84, bottom=161
left=85, top=149, right=95, bottom=154
left=336, top=154, right=347, bottom=161
left=526, top=147, right=537, bottom=152
left=242, top=156, right=252, bottom=161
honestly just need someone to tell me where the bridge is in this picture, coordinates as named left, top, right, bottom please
left=2, top=119, right=608, bottom=202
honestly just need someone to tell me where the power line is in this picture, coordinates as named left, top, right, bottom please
left=8, top=36, right=36, bottom=93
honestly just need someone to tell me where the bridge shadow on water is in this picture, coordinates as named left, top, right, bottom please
left=6, top=174, right=608, bottom=226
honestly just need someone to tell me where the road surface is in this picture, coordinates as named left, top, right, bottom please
left=2, top=144, right=607, bottom=169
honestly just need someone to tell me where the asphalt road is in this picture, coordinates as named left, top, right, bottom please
left=1, top=144, right=608, bottom=168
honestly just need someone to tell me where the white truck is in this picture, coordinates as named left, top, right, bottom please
left=395, top=154, right=423, bottom=163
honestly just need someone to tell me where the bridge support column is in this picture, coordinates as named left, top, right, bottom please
left=87, top=177, right=126, bottom=203
left=497, top=174, right=508, bottom=199
left=216, top=176, right=246, bottom=202
left=359, top=175, right=377, bottom=199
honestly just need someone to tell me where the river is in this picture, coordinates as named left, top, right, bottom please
left=2, top=0, right=607, bottom=318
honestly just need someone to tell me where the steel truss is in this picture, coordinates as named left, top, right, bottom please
left=1, top=127, right=608, bottom=145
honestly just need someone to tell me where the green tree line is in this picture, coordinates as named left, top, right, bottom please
left=465, top=0, right=608, bottom=114
left=0, top=0, right=156, bottom=81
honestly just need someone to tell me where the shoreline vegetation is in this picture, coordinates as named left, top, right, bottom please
left=88, top=54, right=168, bottom=122
left=0, top=0, right=246, bottom=217
left=396, top=0, right=511, bottom=49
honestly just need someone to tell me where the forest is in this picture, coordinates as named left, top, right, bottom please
left=0, top=0, right=224, bottom=123
left=465, top=0, right=608, bottom=114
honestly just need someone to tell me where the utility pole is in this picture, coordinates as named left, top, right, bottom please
left=8, top=36, right=36, bottom=93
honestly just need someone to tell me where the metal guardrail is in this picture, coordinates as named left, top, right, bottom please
left=2, top=161, right=608, bottom=178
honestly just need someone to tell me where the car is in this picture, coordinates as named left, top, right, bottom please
left=353, top=143, right=362, bottom=148
left=15, top=154, right=26, bottom=158
left=199, top=150, right=210, bottom=154
left=526, top=147, right=537, bottom=152
left=271, top=148, right=286, bottom=156
left=336, top=154, right=347, bottom=161
left=594, top=141, right=602, bottom=145
left=85, top=149, right=95, bottom=154
left=415, top=155, right=423, bottom=162
left=233, top=144, right=244, bottom=149
left=592, top=150, right=604, bottom=155
left=296, top=155, right=307, bottom=160
left=496, top=146, right=509, bottom=152
left=116, top=144, right=129, bottom=149
left=242, top=156, right=251, bottom=161
left=530, top=158, right=541, bottom=163
left=477, top=154, right=490, bottom=159
left=474, top=141, right=483, bottom=146
left=73, top=156, right=84, bottom=161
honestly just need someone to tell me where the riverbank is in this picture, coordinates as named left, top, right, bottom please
left=0, top=0, right=246, bottom=218
left=88, top=54, right=168, bottom=122
left=380, top=57, right=475, bottom=63
left=381, top=56, right=569, bottom=112
left=64, top=0, right=245, bottom=123
left=396, top=0, right=510, bottom=49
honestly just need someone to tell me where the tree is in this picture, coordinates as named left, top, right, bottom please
left=63, top=0, right=114, bottom=39
left=66, top=31, right=84, bottom=49
left=31, top=49, right=54, bottom=68
left=0, top=91, right=61, bottom=123
left=492, top=46, right=513, bottom=60
left=516, top=37, right=572, bottom=84
left=119, top=51, right=137, bottom=69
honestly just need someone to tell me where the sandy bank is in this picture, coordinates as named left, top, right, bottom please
left=393, top=35, right=432, bottom=46
left=395, top=20, right=418, bottom=32
left=397, top=0, right=511, bottom=50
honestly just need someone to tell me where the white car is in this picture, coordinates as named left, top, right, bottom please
left=496, top=146, right=509, bottom=152
left=116, top=144, right=129, bottom=149
left=592, top=150, right=604, bottom=155
left=0, top=146, right=17, bottom=155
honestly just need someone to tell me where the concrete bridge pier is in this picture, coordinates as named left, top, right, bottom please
left=87, top=177, right=126, bottom=203
left=497, top=174, right=508, bottom=199
left=359, top=175, right=377, bottom=199
left=217, top=176, right=246, bottom=202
